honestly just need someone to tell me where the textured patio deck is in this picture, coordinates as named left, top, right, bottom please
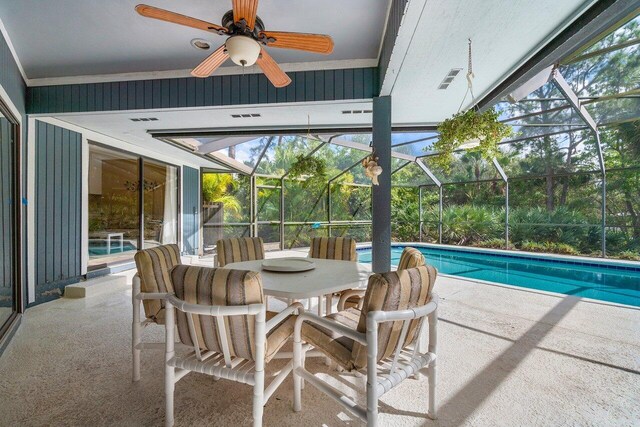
left=0, top=255, right=638, bottom=426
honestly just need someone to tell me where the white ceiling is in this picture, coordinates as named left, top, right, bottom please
left=4, top=0, right=597, bottom=157
left=0, top=0, right=390, bottom=79
left=50, top=100, right=375, bottom=165
left=388, top=0, right=594, bottom=125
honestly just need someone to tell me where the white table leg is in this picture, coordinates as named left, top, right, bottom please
left=317, top=294, right=323, bottom=316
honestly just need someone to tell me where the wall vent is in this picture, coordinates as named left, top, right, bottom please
left=438, top=68, right=462, bottom=90
left=231, top=113, right=261, bottom=118
left=341, top=109, right=372, bottom=115
left=130, top=117, right=158, bottom=122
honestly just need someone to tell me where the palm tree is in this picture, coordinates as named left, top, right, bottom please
left=201, top=173, right=242, bottom=220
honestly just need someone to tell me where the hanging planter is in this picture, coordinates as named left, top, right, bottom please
left=288, top=154, right=327, bottom=184
left=432, top=108, right=512, bottom=172
left=429, top=39, right=512, bottom=172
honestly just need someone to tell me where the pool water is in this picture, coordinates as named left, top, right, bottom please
left=357, top=246, right=640, bottom=307
left=88, top=241, right=137, bottom=256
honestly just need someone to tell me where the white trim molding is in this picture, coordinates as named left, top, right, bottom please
left=26, top=116, right=35, bottom=303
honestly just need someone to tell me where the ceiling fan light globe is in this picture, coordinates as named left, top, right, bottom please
left=225, top=36, right=261, bottom=67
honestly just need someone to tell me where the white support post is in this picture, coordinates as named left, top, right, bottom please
left=132, top=274, right=142, bottom=382
left=427, top=307, right=438, bottom=420
left=366, top=316, right=379, bottom=426
left=293, top=315, right=304, bottom=412
left=253, top=308, right=266, bottom=427
left=164, top=301, right=176, bottom=427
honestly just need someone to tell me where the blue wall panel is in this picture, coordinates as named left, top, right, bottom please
left=34, top=121, right=82, bottom=302
left=0, top=32, right=26, bottom=116
left=27, top=68, right=379, bottom=114
left=182, top=167, right=200, bottom=256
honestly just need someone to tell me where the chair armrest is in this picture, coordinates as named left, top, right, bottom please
left=266, top=302, right=304, bottom=333
left=137, top=292, right=170, bottom=301
left=166, top=294, right=263, bottom=316
left=337, top=289, right=366, bottom=311
left=367, top=294, right=439, bottom=324
left=294, top=312, right=367, bottom=345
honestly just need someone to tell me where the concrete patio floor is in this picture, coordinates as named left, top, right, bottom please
left=1, top=258, right=639, bottom=426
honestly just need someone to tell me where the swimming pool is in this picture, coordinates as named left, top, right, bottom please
left=357, top=245, right=640, bottom=307
left=88, top=239, right=137, bottom=256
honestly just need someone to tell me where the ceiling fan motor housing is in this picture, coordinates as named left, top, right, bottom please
left=221, top=10, right=265, bottom=36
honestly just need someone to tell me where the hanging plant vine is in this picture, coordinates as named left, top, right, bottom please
left=432, top=108, right=512, bottom=172
left=429, top=39, right=513, bottom=172
left=287, top=154, right=327, bottom=184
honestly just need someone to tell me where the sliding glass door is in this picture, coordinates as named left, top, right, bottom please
left=88, top=144, right=178, bottom=269
left=88, top=145, right=140, bottom=268
left=143, top=159, right=178, bottom=249
left=0, top=108, right=18, bottom=332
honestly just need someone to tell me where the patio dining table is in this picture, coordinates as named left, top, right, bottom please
left=225, top=258, right=373, bottom=315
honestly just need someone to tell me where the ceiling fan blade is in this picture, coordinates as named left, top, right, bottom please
left=191, top=45, right=229, bottom=78
left=233, top=0, right=259, bottom=30
left=259, top=31, right=334, bottom=54
left=135, top=4, right=227, bottom=34
left=256, top=49, right=291, bottom=88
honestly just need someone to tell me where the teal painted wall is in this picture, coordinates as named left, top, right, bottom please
left=0, top=31, right=26, bottom=116
left=182, top=167, right=200, bottom=256
left=27, top=67, right=379, bottom=114
left=34, top=121, right=83, bottom=303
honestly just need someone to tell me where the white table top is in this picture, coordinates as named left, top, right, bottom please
left=225, top=258, right=373, bottom=299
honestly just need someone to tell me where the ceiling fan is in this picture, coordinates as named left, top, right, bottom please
left=135, top=1, right=334, bottom=88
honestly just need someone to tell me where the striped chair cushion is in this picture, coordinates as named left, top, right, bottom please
left=397, top=247, right=426, bottom=270
left=170, top=265, right=295, bottom=362
left=134, top=244, right=181, bottom=323
left=351, top=265, right=437, bottom=369
left=300, top=308, right=361, bottom=370
left=308, top=237, right=357, bottom=261
left=342, top=248, right=426, bottom=309
left=217, top=237, right=265, bottom=267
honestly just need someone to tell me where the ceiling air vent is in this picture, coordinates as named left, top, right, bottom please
left=438, top=68, right=462, bottom=90
left=130, top=117, right=158, bottom=122
left=231, top=113, right=262, bottom=118
left=341, top=110, right=372, bottom=115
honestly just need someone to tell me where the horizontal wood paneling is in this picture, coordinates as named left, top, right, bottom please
left=34, top=120, right=82, bottom=302
left=27, top=68, right=379, bottom=114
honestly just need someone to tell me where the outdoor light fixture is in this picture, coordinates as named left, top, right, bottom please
left=225, top=36, right=261, bottom=67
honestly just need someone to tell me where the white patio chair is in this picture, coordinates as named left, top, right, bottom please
left=132, top=243, right=182, bottom=382
left=164, top=265, right=303, bottom=427
left=337, top=246, right=426, bottom=311
left=308, top=236, right=358, bottom=314
left=216, top=236, right=265, bottom=267
left=293, top=265, right=438, bottom=426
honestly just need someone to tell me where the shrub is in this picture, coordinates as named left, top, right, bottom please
left=519, top=241, right=579, bottom=255
left=613, top=250, right=640, bottom=261
left=475, top=238, right=505, bottom=249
